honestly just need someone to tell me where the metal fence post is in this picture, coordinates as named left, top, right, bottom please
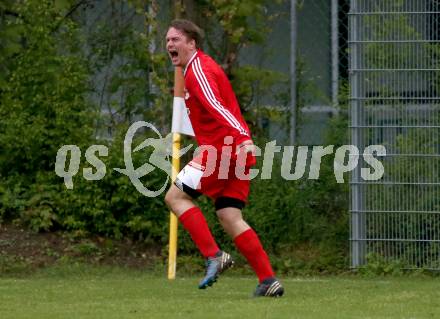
left=290, top=0, right=297, bottom=145
left=349, top=0, right=366, bottom=268
left=331, top=0, right=339, bottom=109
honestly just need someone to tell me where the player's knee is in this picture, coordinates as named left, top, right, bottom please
left=217, top=213, right=236, bottom=228
left=164, top=187, right=179, bottom=210
left=217, top=212, right=249, bottom=238
left=165, top=185, right=193, bottom=213
left=164, top=190, right=173, bottom=209
left=216, top=198, right=244, bottom=224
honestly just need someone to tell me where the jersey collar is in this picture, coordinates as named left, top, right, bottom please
left=184, top=50, right=198, bottom=76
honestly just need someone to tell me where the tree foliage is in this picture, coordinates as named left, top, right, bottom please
left=0, top=0, right=94, bottom=179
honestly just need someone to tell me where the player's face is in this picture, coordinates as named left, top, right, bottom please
left=166, top=27, right=196, bottom=67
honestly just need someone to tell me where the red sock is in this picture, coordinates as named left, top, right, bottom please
left=178, top=207, right=220, bottom=258
left=234, top=228, right=275, bottom=283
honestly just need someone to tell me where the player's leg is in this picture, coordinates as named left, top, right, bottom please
left=215, top=198, right=250, bottom=238
left=165, top=173, right=220, bottom=263
left=164, top=183, right=196, bottom=217
left=216, top=182, right=284, bottom=297
left=165, top=160, right=233, bottom=289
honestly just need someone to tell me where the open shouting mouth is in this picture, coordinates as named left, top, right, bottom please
left=169, top=49, right=178, bottom=63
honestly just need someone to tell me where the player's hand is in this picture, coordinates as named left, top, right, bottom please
left=235, top=141, right=257, bottom=168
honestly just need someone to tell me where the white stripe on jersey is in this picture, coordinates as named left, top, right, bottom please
left=184, top=51, right=198, bottom=76
left=194, top=58, right=248, bottom=136
left=192, top=58, right=244, bottom=133
left=192, top=58, right=249, bottom=136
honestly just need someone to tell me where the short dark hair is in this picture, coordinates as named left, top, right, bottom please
left=169, top=19, right=204, bottom=49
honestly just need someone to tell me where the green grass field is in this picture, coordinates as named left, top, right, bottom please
left=0, top=265, right=439, bottom=319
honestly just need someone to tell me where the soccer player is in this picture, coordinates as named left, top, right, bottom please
left=164, top=19, right=284, bottom=297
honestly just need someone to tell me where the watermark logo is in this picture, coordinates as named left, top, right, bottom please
left=55, top=121, right=386, bottom=197
left=113, top=121, right=170, bottom=197
left=55, top=121, right=193, bottom=197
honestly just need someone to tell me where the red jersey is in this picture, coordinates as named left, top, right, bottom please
left=184, top=50, right=252, bottom=148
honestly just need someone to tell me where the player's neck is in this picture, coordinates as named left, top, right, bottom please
left=183, top=50, right=198, bottom=74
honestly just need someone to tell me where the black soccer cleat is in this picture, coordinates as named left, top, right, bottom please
left=253, top=278, right=284, bottom=297
left=198, top=251, right=234, bottom=289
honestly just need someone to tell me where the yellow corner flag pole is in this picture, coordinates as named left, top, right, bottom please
left=168, top=66, right=184, bottom=280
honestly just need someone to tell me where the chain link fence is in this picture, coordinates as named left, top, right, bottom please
left=349, top=0, right=440, bottom=269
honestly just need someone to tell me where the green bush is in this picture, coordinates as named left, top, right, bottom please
left=359, top=253, right=404, bottom=277
left=0, top=0, right=169, bottom=244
